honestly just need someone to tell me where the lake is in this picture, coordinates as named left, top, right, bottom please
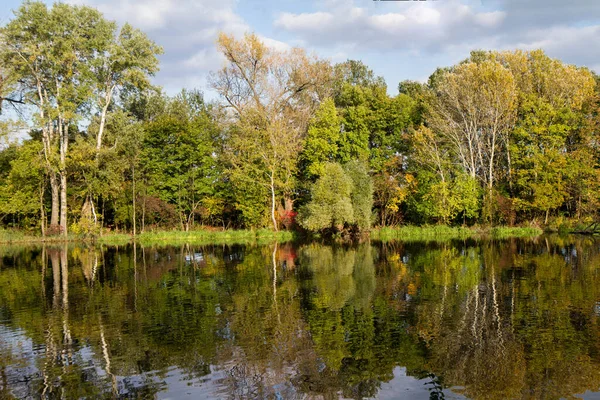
left=1, top=237, right=600, bottom=399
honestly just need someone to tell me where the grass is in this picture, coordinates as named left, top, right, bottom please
left=489, top=226, right=544, bottom=239
left=130, top=229, right=296, bottom=246
left=371, top=225, right=543, bottom=242
left=0, top=228, right=71, bottom=244
left=0, top=225, right=543, bottom=246
left=0, top=227, right=297, bottom=246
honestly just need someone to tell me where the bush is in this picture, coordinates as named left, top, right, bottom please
left=344, top=160, right=373, bottom=231
left=299, top=161, right=374, bottom=234
left=299, top=162, right=354, bottom=232
left=70, top=218, right=101, bottom=238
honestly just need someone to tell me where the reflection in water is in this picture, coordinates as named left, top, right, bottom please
left=1, top=237, right=600, bottom=398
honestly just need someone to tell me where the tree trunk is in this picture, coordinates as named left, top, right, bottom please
left=270, top=170, right=278, bottom=231
left=38, top=84, right=58, bottom=229
left=132, top=165, right=136, bottom=237
left=141, top=189, right=146, bottom=234
left=96, top=96, right=111, bottom=153
left=60, top=173, right=68, bottom=236
left=487, top=184, right=494, bottom=225
left=50, top=174, right=59, bottom=227
left=40, top=187, right=46, bottom=237
left=89, top=88, right=115, bottom=234
left=59, top=122, right=68, bottom=237
left=506, top=140, right=513, bottom=195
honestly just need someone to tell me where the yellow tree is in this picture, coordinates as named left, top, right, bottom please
left=210, top=33, right=331, bottom=230
left=431, top=60, right=517, bottom=220
left=493, top=50, right=596, bottom=222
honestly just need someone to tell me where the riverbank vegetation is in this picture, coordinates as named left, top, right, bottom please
left=371, top=225, right=543, bottom=241
left=1, top=1, right=599, bottom=240
left=0, top=227, right=296, bottom=245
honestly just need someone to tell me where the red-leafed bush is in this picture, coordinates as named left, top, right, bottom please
left=280, top=210, right=297, bottom=230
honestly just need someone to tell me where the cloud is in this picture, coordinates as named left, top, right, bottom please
left=258, top=35, right=292, bottom=52
left=276, top=12, right=335, bottom=32
left=507, top=25, right=600, bottom=71
left=66, top=0, right=251, bottom=94
left=273, top=0, right=600, bottom=75
left=274, top=1, right=507, bottom=53
left=63, top=0, right=600, bottom=95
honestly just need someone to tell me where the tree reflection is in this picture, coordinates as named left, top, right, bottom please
left=1, top=238, right=600, bottom=398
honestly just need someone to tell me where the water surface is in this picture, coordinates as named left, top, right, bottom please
left=1, top=237, right=600, bottom=399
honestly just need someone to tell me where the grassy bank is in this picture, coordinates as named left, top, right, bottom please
left=1, top=225, right=544, bottom=245
left=0, top=228, right=297, bottom=246
left=129, top=229, right=297, bottom=246
left=371, top=225, right=543, bottom=241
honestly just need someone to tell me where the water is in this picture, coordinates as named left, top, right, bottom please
left=1, top=237, right=600, bottom=399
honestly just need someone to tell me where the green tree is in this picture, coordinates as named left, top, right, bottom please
left=333, top=60, right=387, bottom=165
left=90, top=23, right=162, bottom=154
left=299, top=161, right=373, bottom=233
left=344, top=160, right=373, bottom=231
left=0, top=140, right=45, bottom=230
left=301, top=98, right=341, bottom=180
left=141, top=91, right=219, bottom=231
left=299, top=162, right=354, bottom=232
left=2, top=2, right=118, bottom=235
left=511, top=96, right=570, bottom=223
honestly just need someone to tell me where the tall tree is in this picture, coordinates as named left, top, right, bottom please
left=1, top=2, right=115, bottom=235
left=210, top=32, right=331, bottom=230
left=429, top=59, right=517, bottom=221
left=91, top=23, right=162, bottom=155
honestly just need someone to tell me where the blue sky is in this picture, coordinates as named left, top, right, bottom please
left=2, top=0, right=600, bottom=96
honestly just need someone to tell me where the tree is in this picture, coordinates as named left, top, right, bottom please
left=1, top=1, right=161, bottom=236
left=83, top=20, right=161, bottom=226
left=301, top=98, right=341, bottom=180
left=430, top=59, right=517, bottom=221
left=496, top=51, right=596, bottom=222
left=91, top=23, right=162, bottom=154
left=210, top=32, right=331, bottom=230
left=0, top=140, right=45, bottom=231
left=343, top=160, right=373, bottom=231
left=0, top=64, right=24, bottom=114
left=332, top=60, right=414, bottom=227
left=373, top=156, right=415, bottom=226
left=1, top=2, right=115, bottom=235
left=332, top=60, right=387, bottom=165
left=299, top=161, right=373, bottom=233
left=141, top=91, right=219, bottom=231
left=299, top=162, right=354, bottom=232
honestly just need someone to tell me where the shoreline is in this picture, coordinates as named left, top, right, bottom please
left=370, top=225, right=544, bottom=241
left=0, top=225, right=548, bottom=245
left=0, top=229, right=297, bottom=246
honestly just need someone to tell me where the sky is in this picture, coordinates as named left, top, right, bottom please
left=1, top=0, right=600, bottom=97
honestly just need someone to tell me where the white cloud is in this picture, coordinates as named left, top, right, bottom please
left=273, top=0, right=599, bottom=78
left=67, top=0, right=251, bottom=94
left=474, top=11, right=505, bottom=28
left=64, top=0, right=600, bottom=95
left=259, top=36, right=292, bottom=52
left=276, top=12, right=335, bottom=32
left=274, top=1, right=507, bottom=53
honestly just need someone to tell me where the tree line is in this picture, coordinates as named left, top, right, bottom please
left=1, top=1, right=599, bottom=237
